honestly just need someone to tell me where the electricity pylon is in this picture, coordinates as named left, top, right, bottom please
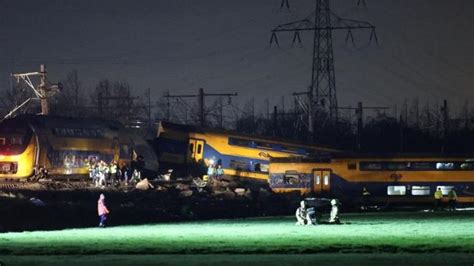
left=270, top=0, right=377, bottom=138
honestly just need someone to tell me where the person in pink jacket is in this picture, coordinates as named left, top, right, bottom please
left=97, top=193, right=110, bottom=227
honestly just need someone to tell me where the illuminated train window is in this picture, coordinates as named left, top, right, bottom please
left=323, top=174, right=329, bottom=186
left=436, top=163, right=454, bottom=170
left=387, top=186, right=406, bottom=196
left=412, top=186, right=430, bottom=196
left=436, top=186, right=454, bottom=196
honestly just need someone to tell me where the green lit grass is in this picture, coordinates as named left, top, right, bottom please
left=0, top=212, right=473, bottom=256
left=3, top=254, right=474, bottom=266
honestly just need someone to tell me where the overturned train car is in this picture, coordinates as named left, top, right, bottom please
left=155, top=121, right=339, bottom=181
left=269, top=154, right=474, bottom=206
left=0, top=115, right=158, bottom=180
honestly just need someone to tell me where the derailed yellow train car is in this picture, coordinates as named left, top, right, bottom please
left=269, top=154, right=474, bottom=206
left=155, top=121, right=339, bottom=181
left=0, top=115, right=158, bottom=180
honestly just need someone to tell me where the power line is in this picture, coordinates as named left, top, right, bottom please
left=163, top=88, right=237, bottom=127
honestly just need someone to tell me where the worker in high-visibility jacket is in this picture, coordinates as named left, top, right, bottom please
left=448, top=188, right=457, bottom=211
left=109, top=161, right=118, bottom=186
left=434, top=187, right=443, bottom=211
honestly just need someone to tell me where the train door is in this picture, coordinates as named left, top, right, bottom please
left=312, top=169, right=332, bottom=195
left=187, top=138, right=205, bottom=163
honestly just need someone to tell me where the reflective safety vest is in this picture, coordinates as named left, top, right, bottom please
left=110, top=165, right=117, bottom=174
left=434, top=190, right=443, bottom=200
left=448, top=190, right=457, bottom=200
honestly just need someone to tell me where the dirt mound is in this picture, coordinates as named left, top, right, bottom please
left=0, top=179, right=299, bottom=232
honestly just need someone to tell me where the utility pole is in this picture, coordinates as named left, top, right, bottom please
left=271, top=0, right=377, bottom=131
left=10, top=65, right=62, bottom=117
left=338, top=102, right=389, bottom=150
left=399, top=114, right=404, bottom=152
left=273, top=106, right=278, bottom=136
left=163, top=88, right=237, bottom=127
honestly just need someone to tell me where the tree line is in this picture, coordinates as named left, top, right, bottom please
left=2, top=70, right=474, bottom=153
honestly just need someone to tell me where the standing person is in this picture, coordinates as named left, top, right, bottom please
left=97, top=161, right=107, bottom=188
left=207, top=164, right=216, bottom=182
left=122, top=164, right=130, bottom=185
left=434, top=187, right=443, bottom=211
left=448, top=188, right=457, bottom=211
left=361, top=187, right=371, bottom=211
left=109, top=161, right=118, bottom=186
left=329, top=199, right=341, bottom=224
left=216, top=165, right=224, bottom=181
left=97, top=193, right=110, bottom=227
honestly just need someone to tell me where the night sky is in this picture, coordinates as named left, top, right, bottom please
left=1, top=0, right=474, bottom=114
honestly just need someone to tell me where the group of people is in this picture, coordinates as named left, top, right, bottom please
left=434, top=187, right=457, bottom=211
left=89, top=160, right=142, bottom=188
left=295, top=198, right=341, bottom=225
left=207, top=163, right=224, bottom=181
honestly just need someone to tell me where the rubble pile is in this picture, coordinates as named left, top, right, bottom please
left=0, top=175, right=300, bottom=232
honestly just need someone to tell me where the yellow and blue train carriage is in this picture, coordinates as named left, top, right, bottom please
left=0, top=115, right=158, bottom=180
left=156, top=122, right=339, bottom=180
left=269, top=154, right=474, bottom=206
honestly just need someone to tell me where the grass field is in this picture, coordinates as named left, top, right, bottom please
left=0, top=211, right=473, bottom=265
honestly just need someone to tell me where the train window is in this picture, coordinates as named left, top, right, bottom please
left=411, top=162, right=434, bottom=170
left=323, top=174, right=329, bottom=186
left=255, top=141, right=273, bottom=150
left=348, top=163, right=357, bottom=170
left=228, top=137, right=252, bottom=147
left=436, top=162, right=454, bottom=170
left=283, top=146, right=307, bottom=155
left=315, top=174, right=321, bottom=185
left=436, top=186, right=454, bottom=196
left=230, top=160, right=247, bottom=171
left=460, top=162, right=474, bottom=170
left=0, top=138, right=5, bottom=145
left=260, top=163, right=269, bottom=173
left=272, top=144, right=282, bottom=151
left=360, top=162, right=383, bottom=170
left=254, top=163, right=261, bottom=172
left=197, top=144, right=202, bottom=154
left=412, top=186, right=430, bottom=196
left=387, top=186, right=406, bottom=195
left=284, top=170, right=300, bottom=184
left=189, top=143, right=194, bottom=154
left=386, top=162, right=408, bottom=170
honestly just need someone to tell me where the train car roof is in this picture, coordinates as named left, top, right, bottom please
left=271, top=152, right=474, bottom=163
left=1, top=114, right=125, bottom=130
left=158, top=121, right=341, bottom=152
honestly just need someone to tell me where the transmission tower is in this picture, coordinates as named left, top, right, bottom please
left=270, top=0, right=377, bottom=137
